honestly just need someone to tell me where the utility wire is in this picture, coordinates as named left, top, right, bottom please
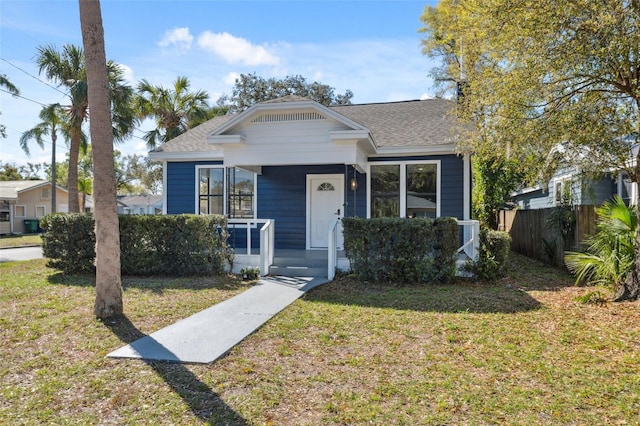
left=2, top=124, right=70, bottom=153
left=1, top=57, right=69, bottom=97
left=0, top=87, right=48, bottom=107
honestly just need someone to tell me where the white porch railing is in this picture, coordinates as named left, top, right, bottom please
left=228, top=218, right=275, bottom=276
left=456, top=219, right=480, bottom=262
left=327, top=217, right=341, bottom=281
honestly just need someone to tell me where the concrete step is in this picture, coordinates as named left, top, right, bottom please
left=268, top=264, right=327, bottom=278
left=272, top=256, right=327, bottom=268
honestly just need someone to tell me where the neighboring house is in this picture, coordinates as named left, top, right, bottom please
left=149, top=96, right=477, bottom=276
left=117, top=194, right=163, bottom=214
left=513, top=137, right=639, bottom=210
left=0, top=180, right=69, bottom=234
left=513, top=169, right=637, bottom=210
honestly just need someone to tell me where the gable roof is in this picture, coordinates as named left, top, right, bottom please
left=332, top=99, right=456, bottom=149
left=0, top=180, right=66, bottom=201
left=149, top=97, right=458, bottom=160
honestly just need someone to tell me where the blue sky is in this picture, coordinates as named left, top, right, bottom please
left=1, top=0, right=440, bottom=168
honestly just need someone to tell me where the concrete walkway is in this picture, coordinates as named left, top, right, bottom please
left=107, top=275, right=328, bottom=364
left=0, top=246, right=43, bottom=262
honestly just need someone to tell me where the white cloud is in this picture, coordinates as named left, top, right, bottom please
left=197, top=31, right=280, bottom=66
left=119, top=64, right=135, bottom=84
left=223, top=72, right=240, bottom=86
left=158, top=27, right=194, bottom=52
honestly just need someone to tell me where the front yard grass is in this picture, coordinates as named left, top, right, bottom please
left=0, top=233, right=42, bottom=248
left=1, top=253, right=638, bottom=424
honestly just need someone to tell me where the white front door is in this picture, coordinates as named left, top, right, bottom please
left=307, top=174, right=344, bottom=249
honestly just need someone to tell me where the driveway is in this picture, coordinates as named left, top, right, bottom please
left=0, top=246, right=43, bottom=262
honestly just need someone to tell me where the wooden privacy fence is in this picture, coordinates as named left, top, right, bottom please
left=499, top=205, right=596, bottom=266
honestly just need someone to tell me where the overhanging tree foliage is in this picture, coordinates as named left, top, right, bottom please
left=421, top=0, right=640, bottom=300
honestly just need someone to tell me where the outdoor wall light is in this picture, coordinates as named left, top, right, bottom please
left=350, top=177, right=358, bottom=191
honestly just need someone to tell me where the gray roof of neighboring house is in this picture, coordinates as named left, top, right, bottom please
left=150, top=98, right=458, bottom=155
left=117, top=194, right=163, bottom=206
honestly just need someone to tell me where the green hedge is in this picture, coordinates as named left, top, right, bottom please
left=41, top=214, right=96, bottom=275
left=40, top=214, right=228, bottom=276
left=472, top=229, right=511, bottom=281
left=342, top=217, right=459, bottom=284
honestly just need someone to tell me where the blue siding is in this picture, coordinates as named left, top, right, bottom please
left=514, top=175, right=618, bottom=210
left=166, top=161, right=222, bottom=214
left=165, top=156, right=466, bottom=250
left=514, top=189, right=554, bottom=210
left=581, top=176, right=616, bottom=205
left=258, top=164, right=349, bottom=250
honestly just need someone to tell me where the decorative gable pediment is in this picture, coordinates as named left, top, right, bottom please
left=206, top=98, right=375, bottom=171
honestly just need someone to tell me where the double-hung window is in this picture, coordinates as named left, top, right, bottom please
left=369, top=161, right=439, bottom=218
left=197, top=166, right=256, bottom=218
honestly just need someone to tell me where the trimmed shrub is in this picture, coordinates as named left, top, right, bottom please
left=40, top=213, right=228, bottom=276
left=342, top=217, right=459, bottom=284
left=40, top=213, right=96, bottom=274
left=473, top=229, right=511, bottom=281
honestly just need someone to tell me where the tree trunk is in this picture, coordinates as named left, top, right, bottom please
left=615, top=153, right=640, bottom=301
left=51, top=132, right=57, bottom=213
left=68, top=133, right=80, bottom=213
left=80, top=0, right=123, bottom=318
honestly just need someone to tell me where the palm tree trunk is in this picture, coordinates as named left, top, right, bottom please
left=616, top=141, right=640, bottom=301
left=51, top=132, right=57, bottom=213
left=80, top=0, right=123, bottom=318
left=68, top=133, right=80, bottom=213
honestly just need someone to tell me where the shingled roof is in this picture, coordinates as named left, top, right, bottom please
left=150, top=114, right=233, bottom=155
left=331, top=99, right=456, bottom=148
left=150, top=97, right=457, bottom=155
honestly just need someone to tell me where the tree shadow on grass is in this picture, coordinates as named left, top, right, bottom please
left=305, top=252, right=580, bottom=314
left=304, top=277, right=543, bottom=314
left=47, top=273, right=249, bottom=294
left=102, top=315, right=248, bottom=425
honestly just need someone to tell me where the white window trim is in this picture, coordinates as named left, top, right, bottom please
left=35, top=205, right=47, bottom=218
left=15, top=205, right=26, bottom=218
left=41, top=187, right=50, bottom=200
left=552, top=174, right=573, bottom=206
left=194, top=165, right=257, bottom=219
left=366, top=159, right=441, bottom=218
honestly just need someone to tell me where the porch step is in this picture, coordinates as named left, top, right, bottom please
left=268, top=265, right=327, bottom=278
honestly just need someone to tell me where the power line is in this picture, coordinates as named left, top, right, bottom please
left=0, top=87, right=48, bottom=107
left=2, top=124, right=70, bottom=153
left=0, top=57, right=69, bottom=97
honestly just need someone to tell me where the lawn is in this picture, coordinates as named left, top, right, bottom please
left=1, top=254, right=638, bottom=424
left=0, top=233, right=43, bottom=248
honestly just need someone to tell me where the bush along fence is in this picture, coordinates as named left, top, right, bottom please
left=342, top=217, right=459, bottom=284
left=40, top=214, right=228, bottom=276
left=471, top=229, right=512, bottom=281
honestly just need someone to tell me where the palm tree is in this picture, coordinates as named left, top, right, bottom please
left=36, top=44, right=136, bottom=213
left=19, top=104, right=68, bottom=213
left=1, top=74, right=20, bottom=138
left=134, top=76, right=210, bottom=148
left=36, top=44, right=86, bottom=213
left=79, top=0, right=123, bottom=318
left=565, top=196, right=637, bottom=296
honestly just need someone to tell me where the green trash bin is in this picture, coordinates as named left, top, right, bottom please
left=24, top=219, right=38, bottom=234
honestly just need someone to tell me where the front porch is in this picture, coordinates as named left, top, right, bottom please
left=228, top=218, right=480, bottom=280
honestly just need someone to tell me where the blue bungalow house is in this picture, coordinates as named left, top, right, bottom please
left=149, top=96, right=477, bottom=278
